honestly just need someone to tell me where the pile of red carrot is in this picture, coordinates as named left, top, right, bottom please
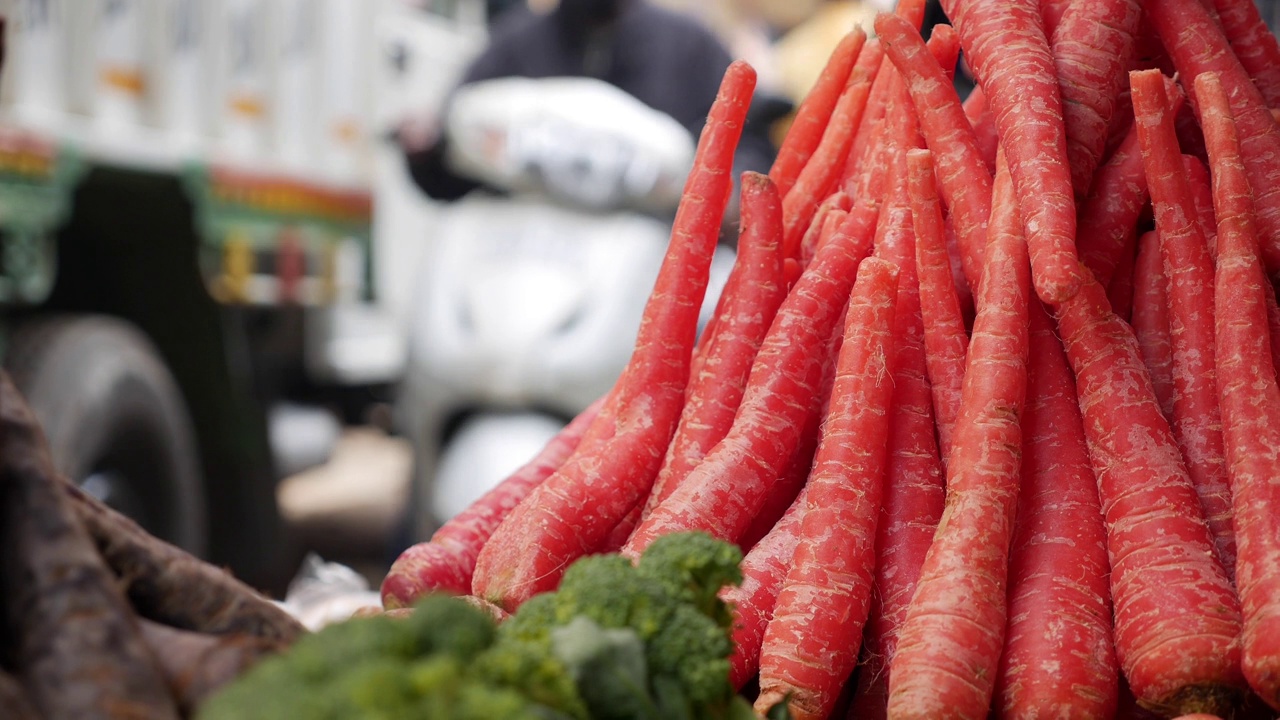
left=383, top=0, right=1280, bottom=717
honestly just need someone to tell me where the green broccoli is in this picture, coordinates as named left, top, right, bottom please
left=199, top=533, right=787, bottom=720
left=198, top=595, right=581, bottom=720
left=494, top=531, right=755, bottom=720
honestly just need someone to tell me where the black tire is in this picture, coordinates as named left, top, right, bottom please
left=5, top=315, right=207, bottom=554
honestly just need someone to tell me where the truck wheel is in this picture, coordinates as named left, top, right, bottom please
left=5, top=315, right=208, bottom=555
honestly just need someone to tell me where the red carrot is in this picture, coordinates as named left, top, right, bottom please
left=1076, top=119, right=1152, bottom=287
left=472, top=62, right=755, bottom=610
left=961, top=87, right=998, bottom=176
left=1131, top=67, right=1237, bottom=579
left=877, top=12, right=990, bottom=289
left=723, top=473, right=811, bottom=690
left=907, top=149, right=969, bottom=463
left=1106, top=225, right=1139, bottom=323
left=623, top=195, right=879, bottom=557
left=942, top=0, right=1083, bottom=305
left=843, top=0, right=926, bottom=188
left=943, top=217, right=977, bottom=325
left=1207, top=0, right=1280, bottom=108
left=839, top=39, right=888, bottom=186
left=1131, top=229, right=1178, bottom=421
left=1199, top=69, right=1280, bottom=711
left=782, top=75, right=874, bottom=261
left=1264, top=281, right=1280, bottom=382
left=801, top=207, right=848, bottom=274
left=797, top=191, right=851, bottom=272
left=755, top=257, right=900, bottom=720
left=736, top=405, right=822, bottom=553
left=1040, top=0, right=1071, bottom=38
left=1185, top=154, right=1219, bottom=264
left=1050, top=0, right=1144, bottom=198
left=846, top=67, right=903, bottom=216
left=640, top=173, right=786, bottom=520
left=382, top=394, right=605, bottom=605
left=925, top=23, right=962, bottom=81
left=1052, top=267, right=1244, bottom=715
left=995, top=302, right=1118, bottom=718
left=1143, top=0, right=1280, bottom=280
left=885, top=154, right=1031, bottom=718
left=846, top=159, right=947, bottom=720
left=770, top=27, right=868, bottom=199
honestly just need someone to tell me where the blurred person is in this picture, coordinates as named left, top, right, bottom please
left=399, top=0, right=781, bottom=207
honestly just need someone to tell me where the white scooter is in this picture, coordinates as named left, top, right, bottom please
left=396, top=77, right=735, bottom=542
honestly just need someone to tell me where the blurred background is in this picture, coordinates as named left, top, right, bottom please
left=20, top=0, right=1271, bottom=604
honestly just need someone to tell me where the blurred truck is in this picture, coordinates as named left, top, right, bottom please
left=0, top=0, right=469, bottom=591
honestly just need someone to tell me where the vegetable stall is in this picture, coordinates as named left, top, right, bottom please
left=7, top=0, right=1280, bottom=717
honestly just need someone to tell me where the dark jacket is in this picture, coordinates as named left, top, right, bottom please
left=406, top=2, right=779, bottom=203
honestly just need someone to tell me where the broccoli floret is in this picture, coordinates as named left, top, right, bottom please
left=198, top=595, right=571, bottom=720
left=491, top=531, right=747, bottom=720
left=474, top=636, right=589, bottom=719
left=646, top=603, right=735, bottom=708
left=636, top=531, right=743, bottom=630
left=550, top=616, right=657, bottom=720
left=550, top=554, right=677, bottom=642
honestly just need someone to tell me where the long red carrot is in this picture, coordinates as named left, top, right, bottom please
left=1131, top=67, right=1237, bottom=579
left=1131, top=229, right=1177, bottom=421
left=996, top=302, right=1118, bottom=718
left=1185, top=154, right=1219, bottom=265
left=846, top=155, right=947, bottom=720
left=924, top=22, right=962, bottom=80
left=1050, top=0, right=1144, bottom=198
left=877, top=12, right=990, bottom=289
left=782, top=75, right=874, bottom=261
left=906, top=149, right=968, bottom=463
left=839, top=39, right=888, bottom=186
left=472, top=62, right=755, bottom=610
left=1264, top=281, right=1280, bottom=382
left=1052, top=266, right=1244, bottom=715
left=640, top=173, right=786, bottom=520
left=1207, top=0, right=1280, bottom=108
left=755, top=257, right=900, bottom=720
left=961, top=87, right=998, bottom=176
left=941, top=0, right=1083, bottom=305
left=601, top=173, right=790, bottom=553
left=770, top=27, right=868, bottom=199
left=1107, top=227, right=1139, bottom=322
left=1040, top=0, right=1071, bottom=37
left=736, top=404, right=823, bottom=553
left=1076, top=119, right=1152, bottom=287
left=723, top=469, right=812, bottom=690
left=842, top=0, right=927, bottom=189
left=801, top=207, right=848, bottom=274
left=382, top=394, right=605, bottom=605
left=885, top=154, right=1031, bottom=718
left=797, top=191, right=850, bottom=271
left=1198, top=69, right=1280, bottom=711
left=1143, top=0, right=1280, bottom=280
left=623, top=196, right=878, bottom=557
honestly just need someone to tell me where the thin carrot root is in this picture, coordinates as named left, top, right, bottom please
left=755, top=257, right=900, bottom=720
left=1198, top=70, right=1280, bottom=712
left=885, top=154, right=1031, bottom=719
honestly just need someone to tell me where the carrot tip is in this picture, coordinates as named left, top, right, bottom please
left=1034, top=266, right=1083, bottom=305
